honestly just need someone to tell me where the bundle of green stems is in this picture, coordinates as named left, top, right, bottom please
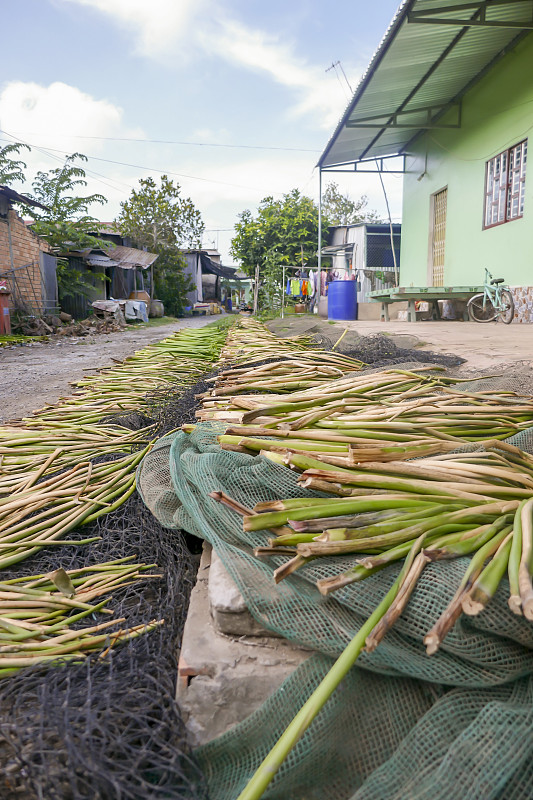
left=217, top=317, right=364, bottom=373
left=198, top=358, right=533, bottom=800
left=0, top=323, right=231, bottom=571
left=0, top=425, right=153, bottom=496
left=0, top=448, right=149, bottom=569
left=199, top=357, right=361, bottom=400
left=12, top=325, right=228, bottom=428
left=210, top=439, right=533, bottom=800
left=0, top=334, right=48, bottom=347
left=0, top=321, right=241, bottom=685
left=200, top=366, right=533, bottom=438
left=0, top=557, right=162, bottom=676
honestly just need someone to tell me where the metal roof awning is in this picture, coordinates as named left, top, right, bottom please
left=319, top=0, right=533, bottom=172
left=106, top=245, right=158, bottom=270
left=87, top=254, right=119, bottom=268
left=321, top=243, right=354, bottom=255
left=199, top=253, right=241, bottom=279
left=72, top=246, right=158, bottom=270
left=0, top=185, right=49, bottom=211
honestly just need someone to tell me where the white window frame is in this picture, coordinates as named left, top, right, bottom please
left=484, top=140, right=527, bottom=229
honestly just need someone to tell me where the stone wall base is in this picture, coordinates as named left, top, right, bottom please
left=510, top=286, right=533, bottom=323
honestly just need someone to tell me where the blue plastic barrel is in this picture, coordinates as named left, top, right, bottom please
left=327, top=280, right=357, bottom=321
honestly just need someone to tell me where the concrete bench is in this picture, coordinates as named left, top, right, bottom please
left=368, top=286, right=484, bottom=322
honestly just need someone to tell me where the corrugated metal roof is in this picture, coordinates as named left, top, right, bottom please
left=319, top=0, right=533, bottom=168
left=106, top=246, right=158, bottom=270
left=86, top=255, right=119, bottom=268
left=0, top=185, right=49, bottom=211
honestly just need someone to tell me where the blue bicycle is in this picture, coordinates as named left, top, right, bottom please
left=467, top=269, right=514, bottom=324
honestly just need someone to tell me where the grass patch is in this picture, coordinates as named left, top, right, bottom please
left=257, top=311, right=281, bottom=322
left=127, top=316, right=179, bottom=329
left=204, top=315, right=234, bottom=331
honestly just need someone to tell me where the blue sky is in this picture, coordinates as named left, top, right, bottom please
left=0, top=0, right=402, bottom=261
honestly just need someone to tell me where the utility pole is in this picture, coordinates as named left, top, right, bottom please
left=253, top=264, right=260, bottom=314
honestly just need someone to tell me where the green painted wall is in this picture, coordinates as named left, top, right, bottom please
left=400, top=35, right=533, bottom=289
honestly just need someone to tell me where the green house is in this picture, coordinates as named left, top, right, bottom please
left=319, top=0, right=533, bottom=322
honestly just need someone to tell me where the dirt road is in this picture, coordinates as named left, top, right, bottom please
left=0, top=317, right=215, bottom=423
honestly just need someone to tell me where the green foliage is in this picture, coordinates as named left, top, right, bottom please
left=117, top=176, right=204, bottom=315
left=0, top=142, right=30, bottom=186
left=117, top=175, right=204, bottom=251
left=322, top=182, right=383, bottom=226
left=230, top=189, right=325, bottom=310
left=27, top=153, right=109, bottom=303
left=151, top=249, right=192, bottom=318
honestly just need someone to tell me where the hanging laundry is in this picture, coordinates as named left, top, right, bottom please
left=290, top=278, right=300, bottom=296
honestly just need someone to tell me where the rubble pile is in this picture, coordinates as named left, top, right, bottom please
left=14, top=310, right=126, bottom=338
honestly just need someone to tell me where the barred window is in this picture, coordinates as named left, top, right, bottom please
left=484, top=140, right=527, bottom=229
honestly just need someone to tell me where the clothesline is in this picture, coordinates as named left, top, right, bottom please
left=279, top=263, right=356, bottom=317
left=286, top=276, right=316, bottom=297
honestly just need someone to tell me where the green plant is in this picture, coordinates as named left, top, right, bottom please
left=0, top=142, right=30, bottom=186
left=117, top=176, right=203, bottom=315
left=27, top=153, right=109, bottom=303
left=322, top=182, right=383, bottom=226
left=231, top=189, right=327, bottom=312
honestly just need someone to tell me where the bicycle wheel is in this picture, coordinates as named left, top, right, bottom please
left=498, top=290, right=515, bottom=324
left=468, top=293, right=497, bottom=322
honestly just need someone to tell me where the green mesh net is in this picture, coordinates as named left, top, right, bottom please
left=137, top=424, right=533, bottom=799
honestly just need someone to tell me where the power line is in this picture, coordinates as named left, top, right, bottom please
left=0, top=131, right=286, bottom=195
left=0, top=131, right=136, bottom=196
left=5, top=130, right=321, bottom=154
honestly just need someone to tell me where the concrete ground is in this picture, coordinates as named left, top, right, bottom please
left=269, top=315, right=528, bottom=371
left=341, top=318, right=527, bottom=370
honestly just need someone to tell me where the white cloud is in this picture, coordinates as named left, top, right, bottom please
left=60, top=0, right=207, bottom=57
left=59, top=0, right=352, bottom=128
left=0, top=80, right=145, bottom=203
left=206, top=19, right=351, bottom=129
left=0, top=80, right=144, bottom=152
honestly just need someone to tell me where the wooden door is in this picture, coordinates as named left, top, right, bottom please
left=430, top=188, right=447, bottom=286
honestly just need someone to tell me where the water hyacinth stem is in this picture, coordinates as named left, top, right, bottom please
left=236, top=569, right=406, bottom=800
left=518, top=498, right=533, bottom=620
left=508, top=500, right=526, bottom=614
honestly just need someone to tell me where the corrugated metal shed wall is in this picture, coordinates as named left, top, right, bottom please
left=60, top=258, right=105, bottom=319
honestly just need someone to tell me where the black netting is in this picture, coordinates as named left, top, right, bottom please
left=146, top=369, right=222, bottom=436
left=0, top=495, right=207, bottom=800
left=313, top=331, right=464, bottom=369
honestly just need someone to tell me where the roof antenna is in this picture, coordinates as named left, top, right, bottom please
left=326, top=61, right=353, bottom=97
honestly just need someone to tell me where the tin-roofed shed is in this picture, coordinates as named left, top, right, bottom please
left=62, top=244, right=158, bottom=318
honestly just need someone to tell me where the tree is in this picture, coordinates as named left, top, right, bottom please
left=231, top=189, right=326, bottom=309
left=117, top=176, right=204, bottom=316
left=0, top=142, right=30, bottom=186
left=27, top=153, right=109, bottom=302
left=322, top=182, right=383, bottom=226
